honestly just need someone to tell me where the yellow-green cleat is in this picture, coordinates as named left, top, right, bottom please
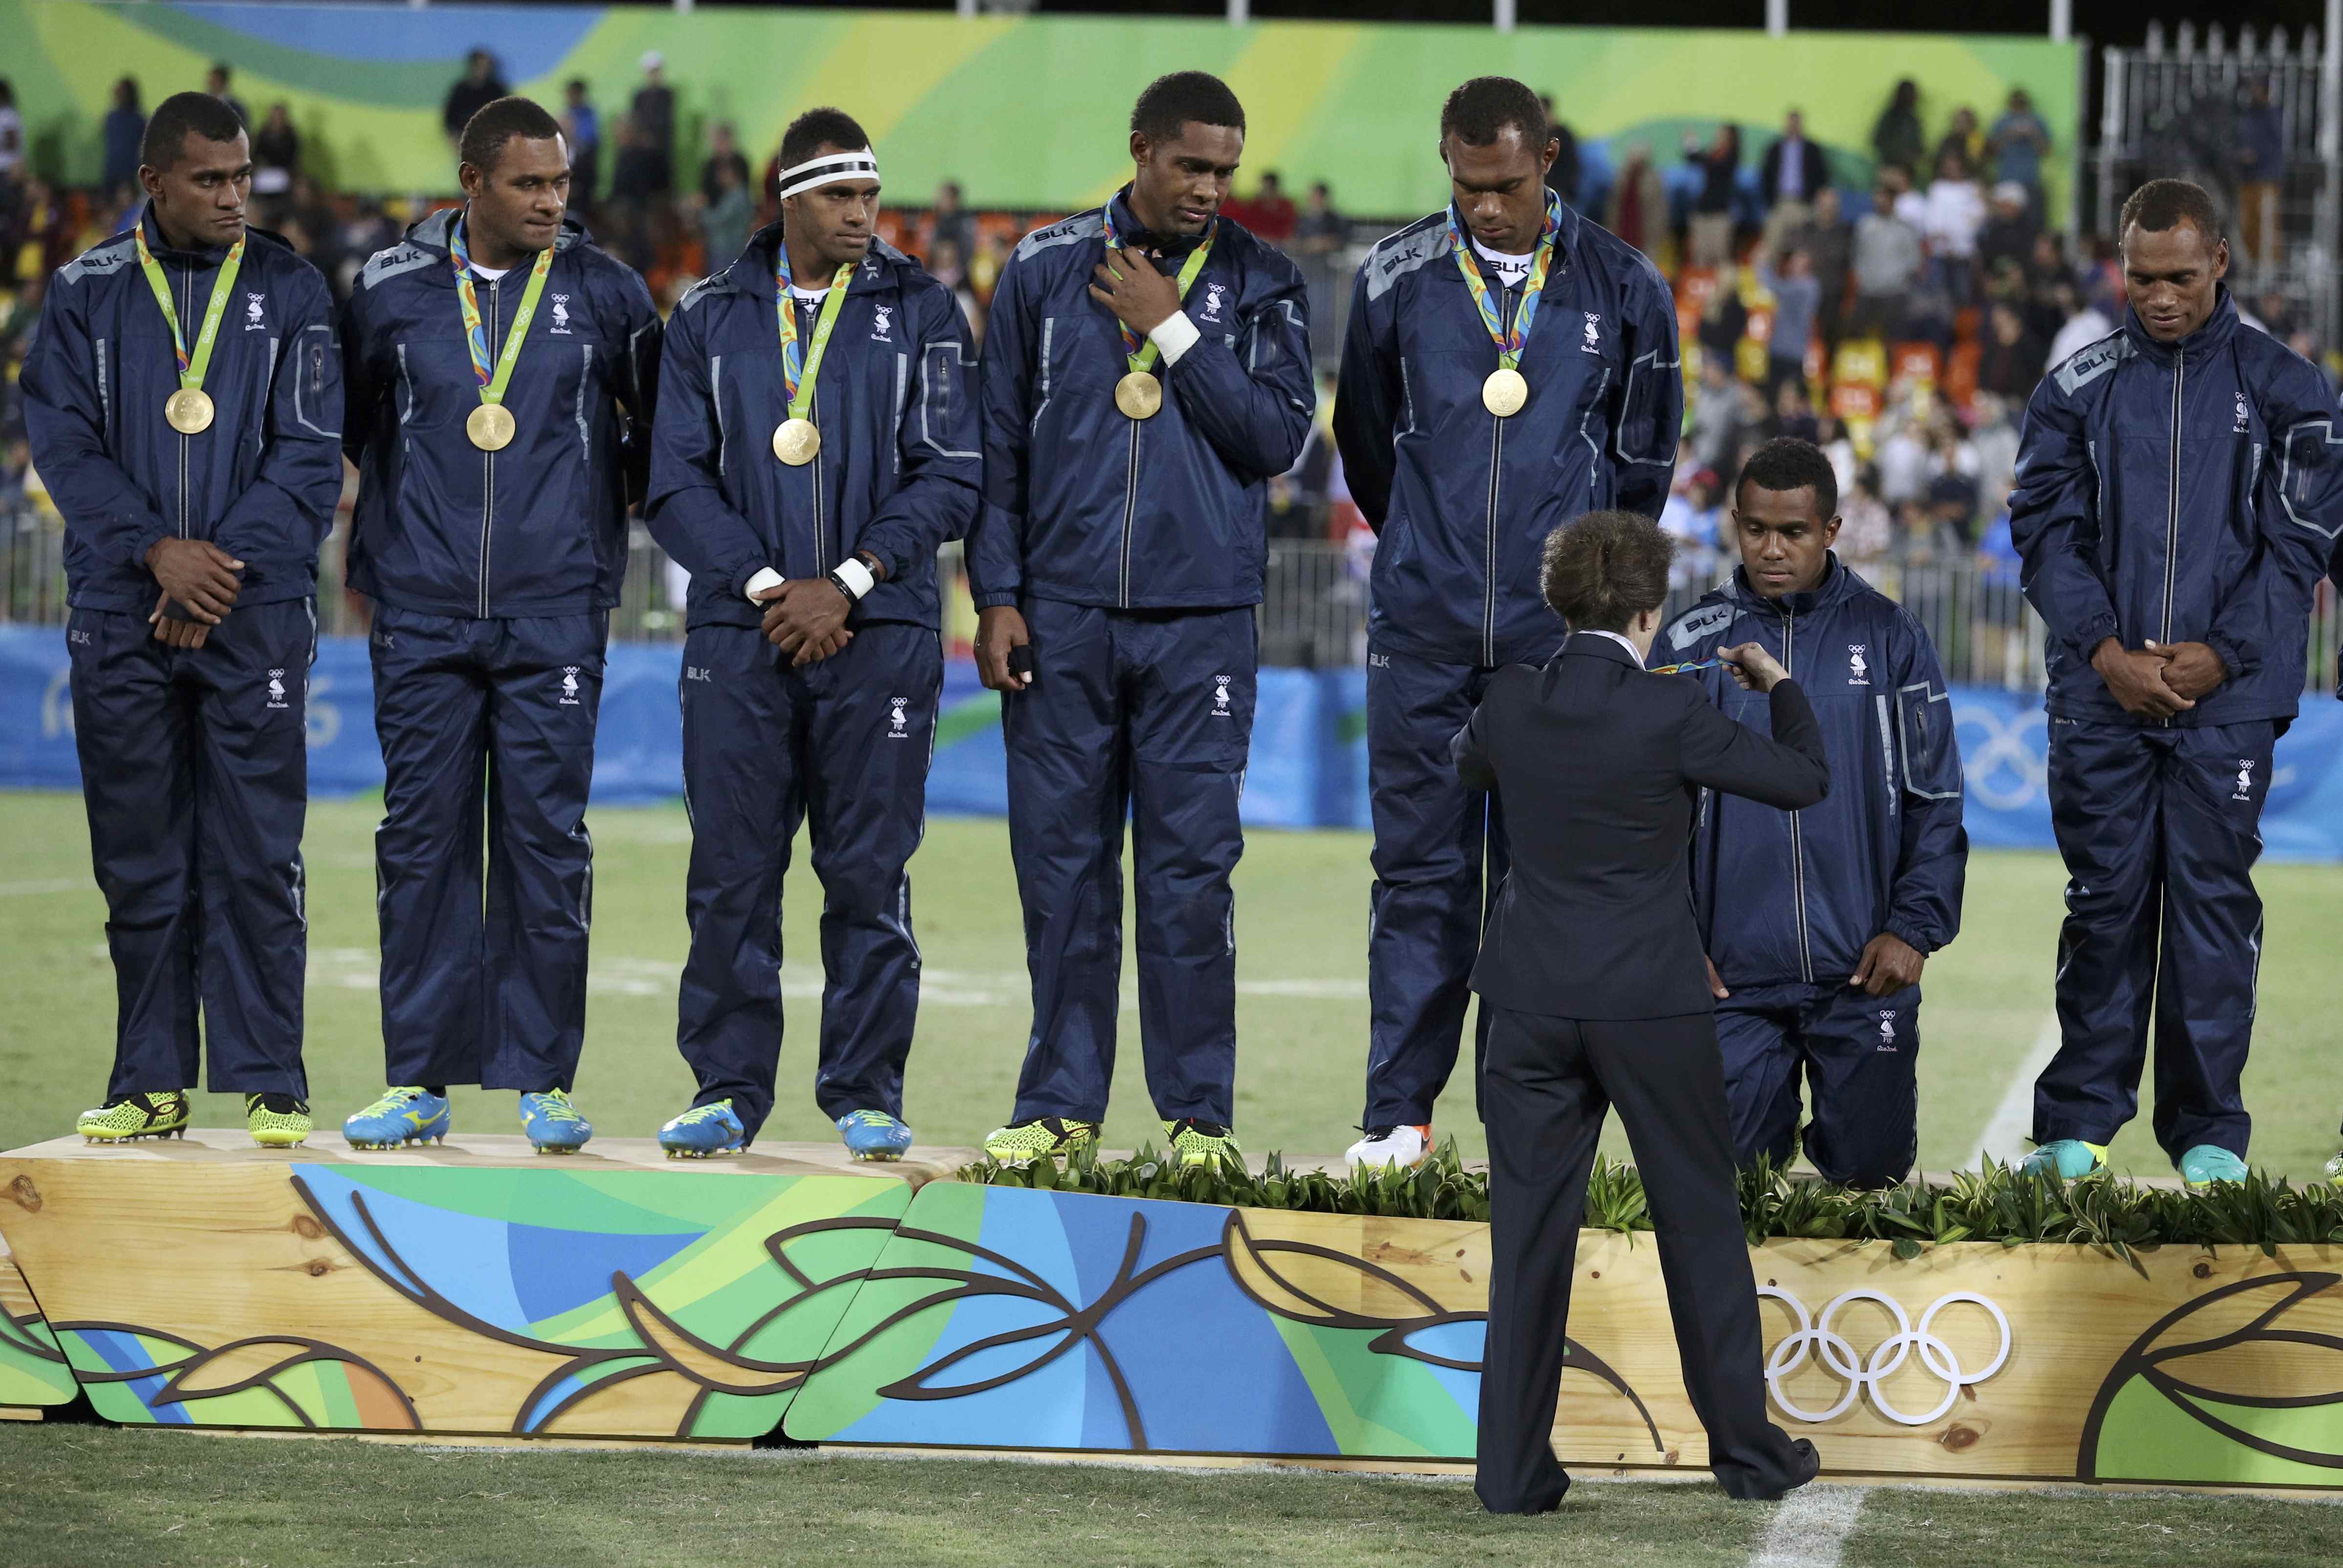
left=245, top=1093, right=313, bottom=1149
left=982, top=1117, right=1102, bottom=1167
left=1164, top=1117, right=1241, bottom=1170
left=76, top=1091, right=190, bottom=1144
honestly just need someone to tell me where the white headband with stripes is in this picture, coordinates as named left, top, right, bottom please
left=776, top=150, right=881, bottom=201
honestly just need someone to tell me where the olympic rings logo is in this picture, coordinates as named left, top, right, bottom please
left=1954, top=706, right=2048, bottom=812
left=1757, top=1288, right=2013, bottom=1427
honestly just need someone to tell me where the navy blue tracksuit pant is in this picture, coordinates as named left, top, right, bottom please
left=1363, top=642, right=1514, bottom=1130
left=1003, top=599, right=1255, bottom=1128
left=676, top=621, right=940, bottom=1140
left=1717, top=982, right=1920, bottom=1187
left=369, top=606, right=605, bottom=1093
left=2035, top=718, right=2276, bottom=1160
left=67, top=601, right=314, bottom=1099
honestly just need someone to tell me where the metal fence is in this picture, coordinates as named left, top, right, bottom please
left=6, top=506, right=2338, bottom=697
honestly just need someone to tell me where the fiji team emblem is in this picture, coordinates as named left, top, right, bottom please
left=1213, top=675, right=1233, bottom=717
left=560, top=667, right=581, bottom=706
left=2234, top=758, right=2256, bottom=801
left=1581, top=312, right=1603, bottom=353
left=551, top=295, right=573, bottom=334
left=888, top=696, right=909, bottom=738
left=1877, top=1010, right=1898, bottom=1051
left=244, top=292, right=267, bottom=329
left=1200, top=283, right=1228, bottom=324
left=265, top=668, right=289, bottom=710
left=2235, top=392, right=2252, bottom=433
left=872, top=304, right=895, bottom=343
left=1848, top=644, right=1868, bottom=684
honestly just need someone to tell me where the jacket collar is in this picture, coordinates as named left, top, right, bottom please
left=1106, top=187, right=1215, bottom=262
left=720, top=221, right=905, bottom=301
left=403, top=206, right=593, bottom=277
left=1440, top=193, right=1581, bottom=287
left=137, top=203, right=241, bottom=265
left=1560, top=629, right=1646, bottom=670
left=2121, top=285, right=2239, bottom=364
left=1727, top=550, right=1857, bottom=619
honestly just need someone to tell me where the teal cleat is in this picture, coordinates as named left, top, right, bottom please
left=343, top=1087, right=451, bottom=1151
left=2178, top=1144, right=2248, bottom=1188
left=659, top=1099, right=746, bottom=1160
left=2018, top=1138, right=2107, bottom=1180
left=520, top=1088, right=593, bottom=1155
left=837, top=1109, right=914, bottom=1162
left=2325, top=1150, right=2343, bottom=1189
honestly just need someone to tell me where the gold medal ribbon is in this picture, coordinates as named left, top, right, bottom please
left=449, top=214, right=553, bottom=412
left=134, top=221, right=244, bottom=396
left=1446, top=191, right=1562, bottom=372
left=776, top=242, right=854, bottom=423
left=1100, top=202, right=1215, bottom=376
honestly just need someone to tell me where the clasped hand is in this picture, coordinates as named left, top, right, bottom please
left=757, top=579, right=853, bottom=666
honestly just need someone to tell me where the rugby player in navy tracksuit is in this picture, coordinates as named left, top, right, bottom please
left=1667, top=440, right=1967, bottom=1187
left=966, top=72, right=1312, bottom=1168
left=1333, top=77, right=1683, bottom=1169
left=24, top=93, right=343, bottom=1148
left=2012, top=180, right=2341, bottom=1186
left=337, top=98, right=661, bottom=1154
left=645, top=109, right=979, bottom=1161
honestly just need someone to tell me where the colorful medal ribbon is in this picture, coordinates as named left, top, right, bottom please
left=134, top=220, right=245, bottom=394
left=1649, top=656, right=1725, bottom=676
left=449, top=214, right=553, bottom=410
left=1445, top=190, right=1562, bottom=371
left=775, top=241, right=855, bottom=423
left=1100, top=203, right=1216, bottom=375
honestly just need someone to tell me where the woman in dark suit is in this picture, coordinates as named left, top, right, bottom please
left=1457, top=509, right=1828, bottom=1512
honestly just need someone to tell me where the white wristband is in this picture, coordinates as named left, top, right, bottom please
left=743, top=567, right=785, bottom=603
left=830, top=557, right=876, bottom=601
left=1148, top=310, right=1202, bottom=366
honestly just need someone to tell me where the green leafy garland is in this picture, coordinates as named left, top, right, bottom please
left=959, top=1143, right=2343, bottom=1259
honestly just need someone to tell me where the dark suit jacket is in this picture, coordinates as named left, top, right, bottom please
left=1455, top=634, right=1829, bottom=1020
left=1760, top=138, right=1832, bottom=208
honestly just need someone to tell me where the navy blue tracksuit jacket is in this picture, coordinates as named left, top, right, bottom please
left=24, top=213, right=343, bottom=1098
left=1333, top=200, right=1684, bottom=1131
left=2011, top=291, right=2343, bottom=1160
left=647, top=226, right=978, bottom=1138
left=1669, top=559, right=1968, bottom=1184
left=970, top=193, right=1312, bottom=1127
left=343, top=208, right=661, bottom=1093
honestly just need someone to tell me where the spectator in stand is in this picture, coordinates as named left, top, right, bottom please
left=205, top=63, right=250, bottom=130
left=1237, top=172, right=1298, bottom=245
left=1873, top=79, right=1925, bottom=178
left=1793, top=186, right=1852, bottom=352
left=2250, top=286, right=2295, bottom=339
left=280, top=176, right=342, bottom=297
left=101, top=78, right=146, bottom=206
left=2021, top=232, right=2072, bottom=340
left=696, top=155, right=751, bottom=273
left=1294, top=181, right=1346, bottom=363
left=2235, top=76, right=2286, bottom=271
left=1659, top=468, right=1725, bottom=587
left=1990, top=88, right=2052, bottom=203
left=0, top=79, right=20, bottom=182
left=1765, top=379, right=1820, bottom=446
left=1920, top=148, right=1985, bottom=308
left=1605, top=142, right=1665, bottom=263
left=442, top=50, right=507, bottom=150
left=928, top=179, right=976, bottom=269
left=1850, top=175, right=1922, bottom=341
left=605, top=113, right=663, bottom=275
left=1977, top=301, right=2047, bottom=402
left=1697, top=262, right=1748, bottom=366
left=1976, top=182, right=2038, bottom=278
left=698, top=121, right=750, bottom=207
left=1757, top=248, right=1819, bottom=401
left=1538, top=95, right=1582, bottom=205
left=251, top=102, right=299, bottom=213
left=1759, top=109, right=1829, bottom=250
left=8, top=177, right=73, bottom=286
left=1934, top=106, right=1984, bottom=177
left=2045, top=278, right=2113, bottom=369
left=1690, top=354, right=1747, bottom=476
left=1685, top=123, right=1741, bottom=268
left=1837, top=466, right=1893, bottom=564
left=562, top=79, right=600, bottom=215
left=631, top=53, right=675, bottom=194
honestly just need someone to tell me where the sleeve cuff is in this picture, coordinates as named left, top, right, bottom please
left=972, top=590, right=1021, bottom=610
left=2069, top=613, right=2119, bottom=656
left=2204, top=632, right=2254, bottom=679
left=1149, top=311, right=1203, bottom=367
left=1884, top=923, right=1936, bottom=957
left=741, top=566, right=784, bottom=601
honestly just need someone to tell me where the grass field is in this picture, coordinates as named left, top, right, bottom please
left=2, top=790, right=2342, bottom=1178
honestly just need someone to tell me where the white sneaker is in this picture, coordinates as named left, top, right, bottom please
left=1346, top=1123, right=1434, bottom=1171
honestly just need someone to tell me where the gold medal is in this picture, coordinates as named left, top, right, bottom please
left=773, top=417, right=822, bottom=466
left=1481, top=367, right=1529, bottom=418
left=467, top=402, right=517, bottom=451
left=1115, top=371, right=1163, bottom=421
left=164, top=388, right=216, bottom=434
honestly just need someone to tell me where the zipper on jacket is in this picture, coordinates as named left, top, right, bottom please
left=2160, top=346, right=2183, bottom=728
left=1482, top=288, right=1515, bottom=668
left=478, top=276, right=499, bottom=617
left=177, top=262, right=193, bottom=539
left=1783, top=604, right=1813, bottom=982
left=1118, top=419, right=1140, bottom=609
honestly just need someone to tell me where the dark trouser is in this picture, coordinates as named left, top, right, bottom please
left=2034, top=718, right=2275, bottom=1161
left=369, top=605, right=606, bottom=1093
left=676, top=620, right=940, bottom=1139
left=1476, top=1005, right=1815, bottom=1512
left=1716, top=980, right=1920, bottom=1187
left=67, top=601, right=315, bottom=1099
left=1002, top=598, right=1254, bottom=1127
left=1364, top=644, right=1511, bottom=1129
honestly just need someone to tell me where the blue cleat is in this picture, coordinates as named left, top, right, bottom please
left=343, top=1087, right=450, bottom=1151
left=2018, top=1138, right=2106, bottom=1180
left=659, top=1099, right=746, bottom=1160
left=837, top=1109, right=914, bottom=1162
left=520, top=1088, right=593, bottom=1155
left=2178, top=1144, right=2248, bottom=1188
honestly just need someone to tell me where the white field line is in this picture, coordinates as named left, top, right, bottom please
left=0, top=878, right=85, bottom=897
left=1746, top=1483, right=1869, bottom=1568
left=1974, top=1009, right=2063, bottom=1169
